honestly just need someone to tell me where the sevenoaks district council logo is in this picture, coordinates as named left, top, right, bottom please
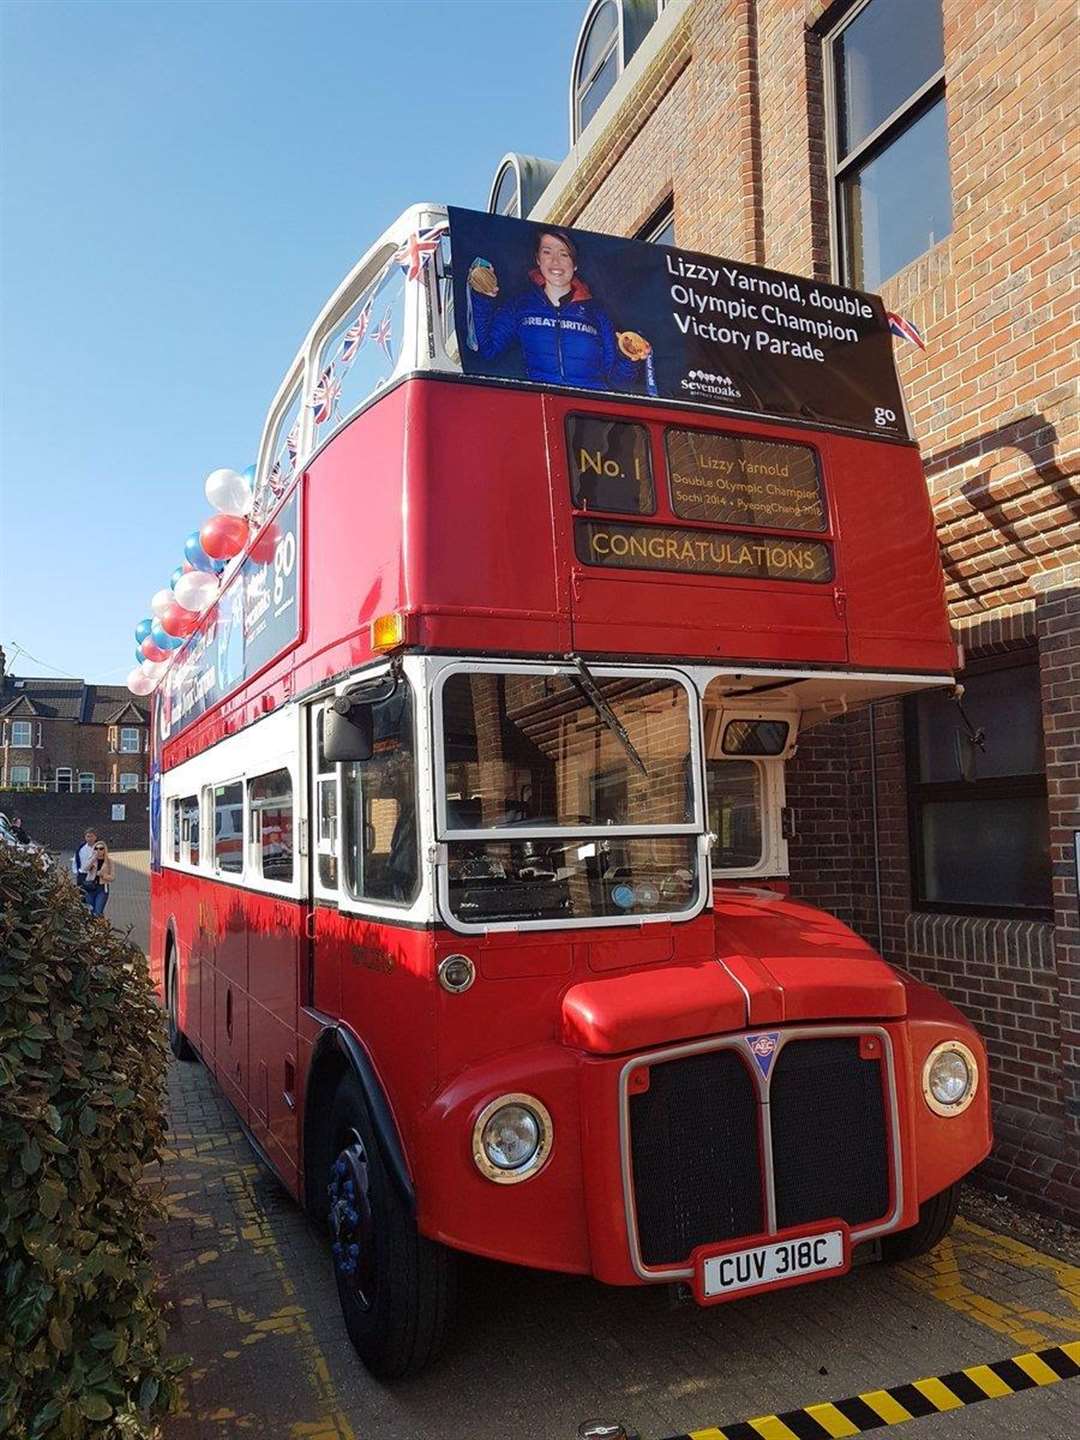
left=682, top=369, right=742, bottom=401
left=747, top=1031, right=781, bottom=1079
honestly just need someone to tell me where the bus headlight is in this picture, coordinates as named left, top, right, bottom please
left=472, top=1094, right=553, bottom=1183
left=922, top=1041, right=978, bottom=1116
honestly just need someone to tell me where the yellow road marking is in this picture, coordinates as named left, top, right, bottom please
left=804, top=1401, right=862, bottom=1436
left=857, top=1389, right=913, bottom=1424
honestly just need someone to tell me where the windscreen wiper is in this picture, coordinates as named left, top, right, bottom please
left=566, top=653, right=649, bottom=777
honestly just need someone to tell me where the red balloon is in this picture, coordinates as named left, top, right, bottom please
left=141, top=637, right=170, bottom=663
left=159, top=601, right=200, bottom=638
left=199, top=512, right=249, bottom=560
left=249, top=522, right=281, bottom=565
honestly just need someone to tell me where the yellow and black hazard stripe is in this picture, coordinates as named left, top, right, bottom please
left=661, top=1340, right=1080, bottom=1439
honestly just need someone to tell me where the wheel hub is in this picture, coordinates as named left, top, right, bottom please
left=328, top=1129, right=375, bottom=1310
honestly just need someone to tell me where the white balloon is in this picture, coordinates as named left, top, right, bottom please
left=205, top=466, right=252, bottom=518
left=127, top=667, right=154, bottom=696
left=174, top=569, right=219, bottom=612
left=141, top=658, right=168, bottom=679
left=150, top=588, right=174, bottom=617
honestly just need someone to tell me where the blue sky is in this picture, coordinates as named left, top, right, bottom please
left=0, top=0, right=583, bottom=683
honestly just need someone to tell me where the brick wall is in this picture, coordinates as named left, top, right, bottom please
left=537, top=0, right=1078, bottom=1218
left=0, top=790, right=151, bottom=855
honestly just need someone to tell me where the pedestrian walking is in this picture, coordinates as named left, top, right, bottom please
left=73, top=827, right=98, bottom=889
left=82, top=839, right=114, bottom=916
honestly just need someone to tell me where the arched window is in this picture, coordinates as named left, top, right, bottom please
left=491, top=162, right=519, bottom=218
left=572, top=0, right=619, bottom=140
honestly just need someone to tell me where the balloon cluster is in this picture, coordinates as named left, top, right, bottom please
left=126, top=466, right=256, bottom=696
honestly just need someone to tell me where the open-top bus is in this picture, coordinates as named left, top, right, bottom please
left=150, top=204, right=990, bottom=1377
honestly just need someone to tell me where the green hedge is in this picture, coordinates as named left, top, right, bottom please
left=0, top=843, right=182, bottom=1438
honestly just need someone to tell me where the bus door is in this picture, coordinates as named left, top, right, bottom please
left=245, top=764, right=302, bottom=1189
left=307, top=701, right=343, bottom=1018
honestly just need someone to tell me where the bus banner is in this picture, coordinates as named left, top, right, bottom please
left=448, top=206, right=910, bottom=441
left=157, top=489, right=300, bottom=742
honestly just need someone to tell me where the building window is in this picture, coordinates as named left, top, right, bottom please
left=826, top=0, right=951, bottom=289
left=119, top=726, right=140, bottom=753
left=906, top=652, right=1051, bottom=919
left=213, top=782, right=244, bottom=874
left=572, top=0, right=620, bottom=139
left=9, top=765, right=31, bottom=787
left=119, top=773, right=139, bottom=792
left=248, top=769, right=294, bottom=883
left=637, top=201, right=675, bottom=247
left=491, top=162, right=520, bottom=218
left=10, top=720, right=32, bottom=748
left=78, top=773, right=95, bottom=793
left=54, top=767, right=73, bottom=792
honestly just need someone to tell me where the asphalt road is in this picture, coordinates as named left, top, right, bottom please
left=107, top=854, right=1080, bottom=1440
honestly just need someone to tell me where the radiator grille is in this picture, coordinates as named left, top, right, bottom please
left=629, top=1048, right=762, bottom=1266
left=771, top=1036, right=890, bottom=1231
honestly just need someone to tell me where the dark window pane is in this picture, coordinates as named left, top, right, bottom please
left=835, top=0, right=944, bottom=157
left=644, top=212, right=675, bottom=246
left=567, top=416, right=654, bottom=514
left=916, top=663, right=1044, bottom=783
left=579, top=46, right=618, bottom=132
left=182, top=795, right=199, bottom=867
left=722, top=720, right=790, bottom=757
left=706, top=760, right=763, bottom=868
left=920, top=795, right=1051, bottom=910
left=842, top=97, right=952, bottom=289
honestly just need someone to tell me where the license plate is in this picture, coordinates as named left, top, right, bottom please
left=699, top=1227, right=846, bottom=1300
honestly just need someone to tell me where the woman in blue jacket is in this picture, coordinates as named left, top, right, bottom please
left=466, top=229, right=652, bottom=392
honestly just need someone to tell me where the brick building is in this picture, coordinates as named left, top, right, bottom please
left=0, top=646, right=150, bottom=837
left=487, top=0, right=1077, bottom=1219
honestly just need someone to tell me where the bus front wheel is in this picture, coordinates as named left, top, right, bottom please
left=326, top=1071, right=456, bottom=1378
left=166, top=954, right=196, bottom=1062
left=881, top=1182, right=960, bottom=1262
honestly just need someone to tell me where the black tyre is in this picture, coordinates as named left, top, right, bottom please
left=166, top=954, right=196, bottom=1062
left=882, top=1182, right=960, bottom=1262
left=326, top=1071, right=456, bottom=1378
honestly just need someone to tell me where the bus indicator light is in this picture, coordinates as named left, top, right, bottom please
left=371, top=612, right=407, bottom=652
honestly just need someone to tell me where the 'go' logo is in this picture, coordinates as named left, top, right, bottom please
left=273, top=531, right=296, bottom=604
left=874, top=406, right=897, bottom=427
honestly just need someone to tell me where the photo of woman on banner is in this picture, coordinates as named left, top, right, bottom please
left=466, top=227, right=656, bottom=394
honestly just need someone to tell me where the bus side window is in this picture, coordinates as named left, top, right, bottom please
left=181, top=794, right=200, bottom=867
left=342, top=681, right=419, bottom=906
left=213, top=781, right=244, bottom=875
left=172, top=800, right=181, bottom=863
left=316, top=709, right=338, bottom=889
left=706, top=759, right=764, bottom=870
left=249, top=769, right=294, bottom=883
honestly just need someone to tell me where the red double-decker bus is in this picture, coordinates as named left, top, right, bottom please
left=150, top=204, right=991, bottom=1377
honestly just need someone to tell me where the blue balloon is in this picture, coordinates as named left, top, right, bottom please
left=184, top=531, right=216, bottom=573
left=170, top=565, right=186, bottom=589
left=136, top=646, right=146, bottom=665
left=241, top=463, right=256, bottom=486
left=151, top=621, right=183, bottom=652
left=135, top=617, right=153, bottom=645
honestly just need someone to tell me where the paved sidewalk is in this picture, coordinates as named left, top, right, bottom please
left=110, top=858, right=1080, bottom=1439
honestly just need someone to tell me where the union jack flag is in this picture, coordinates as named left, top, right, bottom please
left=285, top=422, right=299, bottom=464
left=311, top=364, right=341, bottom=425
left=341, top=298, right=373, bottom=365
left=886, top=311, right=926, bottom=351
left=374, top=309, right=394, bottom=362
left=392, top=224, right=447, bottom=282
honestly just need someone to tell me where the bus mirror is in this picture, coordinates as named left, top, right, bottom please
left=325, top=700, right=374, bottom=763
